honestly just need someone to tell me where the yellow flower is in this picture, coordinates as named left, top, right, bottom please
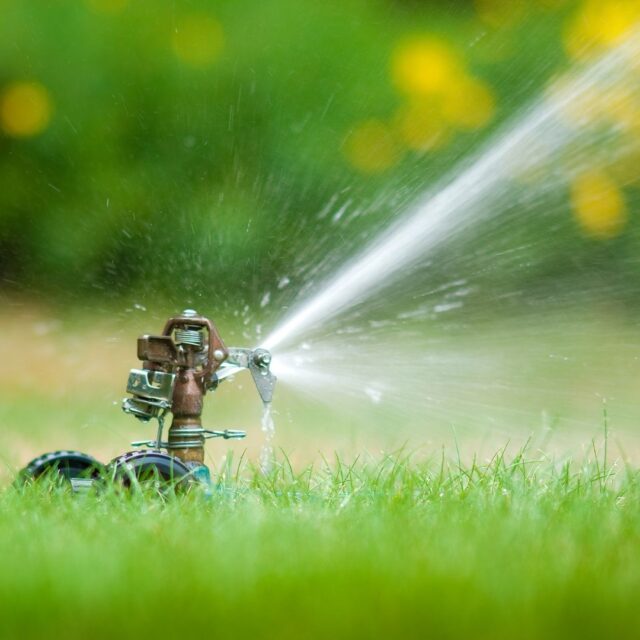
left=571, top=170, right=627, bottom=238
left=393, top=102, right=450, bottom=152
left=564, top=0, right=640, bottom=59
left=172, top=14, right=224, bottom=67
left=440, top=76, right=496, bottom=130
left=0, top=82, right=52, bottom=138
left=391, top=37, right=497, bottom=135
left=343, top=120, right=400, bottom=174
left=391, top=38, right=463, bottom=97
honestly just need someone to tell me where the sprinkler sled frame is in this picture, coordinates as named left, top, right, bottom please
left=17, top=309, right=276, bottom=489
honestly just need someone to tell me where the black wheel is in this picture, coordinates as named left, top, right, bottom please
left=16, top=450, right=105, bottom=485
left=108, top=450, right=191, bottom=490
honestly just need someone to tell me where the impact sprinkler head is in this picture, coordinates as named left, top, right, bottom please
left=17, top=309, right=277, bottom=491
left=121, top=310, right=277, bottom=470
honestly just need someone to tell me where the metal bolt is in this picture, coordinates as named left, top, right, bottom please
left=253, top=348, right=272, bottom=366
left=182, top=309, right=198, bottom=317
left=213, top=349, right=225, bottom=361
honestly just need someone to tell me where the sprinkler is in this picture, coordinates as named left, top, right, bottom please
left=17, top=309, right=276, bottom=490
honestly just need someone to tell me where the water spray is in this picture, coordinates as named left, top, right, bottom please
left=262, top=33, right=640, bottom=356
left=17, top=310, right=276, bottom=489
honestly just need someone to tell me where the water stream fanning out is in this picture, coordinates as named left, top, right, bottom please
left=263, top=33, right=640, bottom=355
left=259, top=30, right=640, bottom=441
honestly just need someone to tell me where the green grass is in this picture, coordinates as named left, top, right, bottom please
left=1, top=443, right=639, bottom=640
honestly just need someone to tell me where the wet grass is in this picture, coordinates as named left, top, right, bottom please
left=1, top=442, right=639, bottom=640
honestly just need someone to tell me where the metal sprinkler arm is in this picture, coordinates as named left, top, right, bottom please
left=212, top=347, right=277, bottom=404
left=130, top=428, right=247, bottom=449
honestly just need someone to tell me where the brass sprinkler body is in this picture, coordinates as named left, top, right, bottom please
left=123, top=309, right=276, bottom=468
left=143, top=310, right=227, bottom=464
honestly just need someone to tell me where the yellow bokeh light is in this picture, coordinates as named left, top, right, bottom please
left=394, top=102, right=450, bottom=152
left=571, top=170, right=627, bottom=238
left=172, top=14, right=224, bottom=67
left=391, top=38, right=463, bottom=97
left=440, top=76, right=496, bottom=130
left=391, top=37, right=497, bottom=135
left=564, top=0, right=640, bottom=59
left=0, top=81, right=52, bottom=138
left=343, top=119, right=400, bottom=174
left=546, top=74, right=640, bottom=140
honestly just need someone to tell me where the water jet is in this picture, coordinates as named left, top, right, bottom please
left=262, top=31, right=640, bottom=440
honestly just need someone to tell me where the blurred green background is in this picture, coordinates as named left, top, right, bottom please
left=3, top=0, right=640, bottom=472
left=2, top=0, right=637, bottom=309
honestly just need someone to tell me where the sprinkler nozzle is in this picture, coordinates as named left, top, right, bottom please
left=253, top=348, right=272, bottom=368
left=214, top=347, right=277, bottom=404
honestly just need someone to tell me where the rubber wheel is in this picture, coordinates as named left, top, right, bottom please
left=17, top=450, right=105, bottom=485
left=109, top=450, right=191, bottom=490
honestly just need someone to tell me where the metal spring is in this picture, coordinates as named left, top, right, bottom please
left=165, top=440, right=203, bottom=449
left=167, top=426, right=205, bottom=449
left=174, top=328, right=203, bottom=348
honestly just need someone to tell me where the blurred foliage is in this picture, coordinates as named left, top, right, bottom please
left=0, top=0, right=639, bottom=311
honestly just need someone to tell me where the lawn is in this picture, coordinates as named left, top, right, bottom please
left=1, top=444, right=638, bottom=640
left=2, top=307, right=640, bottom=639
